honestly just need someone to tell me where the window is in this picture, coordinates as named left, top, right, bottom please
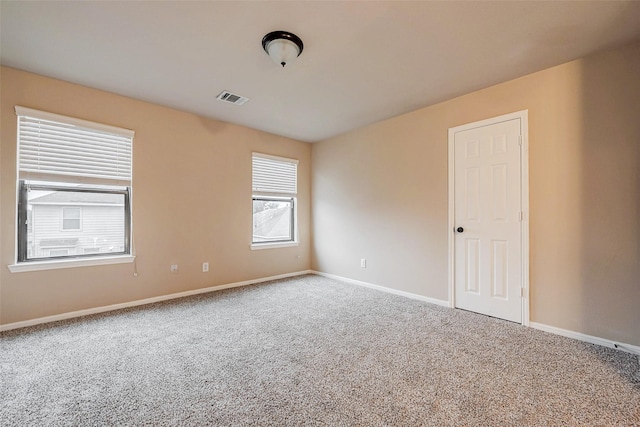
left=62, top=207, right=81, bottom=230
left=252, top=153, right=298, bottom=247
left=15, top=106, right=133, bottom=264
left=252, top=197, right=294, bottom=243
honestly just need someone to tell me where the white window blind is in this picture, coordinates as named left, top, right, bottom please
left=16, top=106, right=134, bottom=186
left=252, top=153, right=298, bottom=195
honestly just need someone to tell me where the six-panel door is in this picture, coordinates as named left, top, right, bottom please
left=454, top=118, right=522, bottom=323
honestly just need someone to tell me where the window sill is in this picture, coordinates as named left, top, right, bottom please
left=251, top=242, right=299, bottom=251
left=7, top=255, right=135, bottom=273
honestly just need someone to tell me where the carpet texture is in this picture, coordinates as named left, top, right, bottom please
left=1, top=274, right=639, bottom=426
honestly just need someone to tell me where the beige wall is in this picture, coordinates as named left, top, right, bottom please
left=2, top=41, right=639, bottom=346
left=1, top=67, right=311, bottom=325
left=312, top=40, right=640, bottom=346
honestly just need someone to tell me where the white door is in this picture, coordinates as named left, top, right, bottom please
left=453, top=117, right=523, bottom=322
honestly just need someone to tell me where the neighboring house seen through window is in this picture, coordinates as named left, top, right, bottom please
left=251, top=153, right=298, bottom=247
left=15, top=107, right=134, bottom=263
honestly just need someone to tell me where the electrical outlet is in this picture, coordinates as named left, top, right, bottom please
left=360, top=258, right=367, bottom=268
left=170, top=264, right=178, bottom=273
left=202, top=262, right=209, bottom=273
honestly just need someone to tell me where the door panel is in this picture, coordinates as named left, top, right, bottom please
left=454, top=118, right=522, bottom=322
left=465, top=238, right=480, bottom=293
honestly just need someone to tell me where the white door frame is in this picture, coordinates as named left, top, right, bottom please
left=447, top=110, right=530, bottom=326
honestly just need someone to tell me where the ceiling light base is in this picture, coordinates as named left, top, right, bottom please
left=262, top=31, right=304, bottom=68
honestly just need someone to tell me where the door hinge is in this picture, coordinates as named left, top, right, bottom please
left=519, top=211, right=523, bottom=222
left=520, top=287, right=526, bottom=298
left=518, top=135, right=523, bottom=146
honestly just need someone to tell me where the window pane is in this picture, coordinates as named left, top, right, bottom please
left=252, top=199, right=293, bottom=243
left=27, top=187, right=126, bottom=260
left=62, top=207, right=81, bottom=230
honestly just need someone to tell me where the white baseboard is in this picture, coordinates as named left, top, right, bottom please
left=4, top=269, right=638, bottom=358
left=312, top=271, right=640, bottom=356
left=530, top=322, right=640, bottom=356
left=0, top=270, right=313, bottom=332
left=311, top=270, right=450, bottom=308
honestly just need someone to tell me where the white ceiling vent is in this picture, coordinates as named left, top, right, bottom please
left=216, top=91, right=250, bottom=106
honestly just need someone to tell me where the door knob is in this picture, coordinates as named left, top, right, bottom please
left=456, top=227, right=464, bottom=233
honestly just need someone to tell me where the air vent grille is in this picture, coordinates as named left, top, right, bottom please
left=216, top=91, right=250, bottom=105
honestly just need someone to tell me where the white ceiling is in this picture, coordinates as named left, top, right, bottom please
left=2, top=1, right=640, bottom=143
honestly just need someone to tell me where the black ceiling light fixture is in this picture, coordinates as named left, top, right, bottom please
left=262, top=31, right=304, bottom=67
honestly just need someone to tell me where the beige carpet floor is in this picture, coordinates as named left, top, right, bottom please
left=1, top=274, right=639, bottom=426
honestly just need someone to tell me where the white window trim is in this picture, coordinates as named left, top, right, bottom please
left=250, top=241, right=299, bottom=250
left=8, top=255, right=135, bottom=273
left=251, top=152, right=299, bottom=249
left=250, top=196, right=299, bottom=250
left=14, top=107, right=134, bottom=267
left=250, top=204, right=299, bottom=249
